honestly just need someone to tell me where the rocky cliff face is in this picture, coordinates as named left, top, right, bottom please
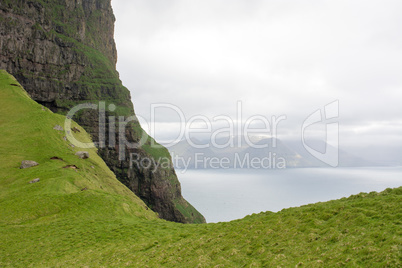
left=0, top=0, right=205, bottom=224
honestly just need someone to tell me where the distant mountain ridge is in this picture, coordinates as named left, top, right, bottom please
left=167, top=136, right=377, bottom=169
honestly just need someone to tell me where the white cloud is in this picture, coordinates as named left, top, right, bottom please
left=112, top=0, right=402, bottom=148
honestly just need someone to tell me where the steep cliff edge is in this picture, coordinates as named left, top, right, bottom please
left=0, top=0, right=205, bottom=223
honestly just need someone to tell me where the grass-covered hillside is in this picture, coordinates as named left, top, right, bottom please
left=0, top=70, right=401, bottom=267
left=0, top=0, right=204, bottom=224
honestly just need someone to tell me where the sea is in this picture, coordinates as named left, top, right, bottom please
left=177, top=167, right=402, bottom=223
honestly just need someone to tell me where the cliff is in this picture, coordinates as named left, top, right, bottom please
left=0, top=0, right=205, bottom=223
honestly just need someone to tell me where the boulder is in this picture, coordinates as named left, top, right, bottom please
left=29, top=178, right=40, bottom=184
left=63, top=165, right=78, bottom=169
left=20, top=160, right=39, bottom=169
left=53, top=125, right=63, bottom=131
left=75, top=151, right=89, bottom=159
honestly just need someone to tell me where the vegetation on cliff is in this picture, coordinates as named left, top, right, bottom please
left=0, top=0, right=205, bottom=223
left=0, top=71, right=401, bottom=266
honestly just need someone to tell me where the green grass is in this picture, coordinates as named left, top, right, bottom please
left=1, top=0, right=132, bottom=109
left=0, top=70, right=157, bottom=223
left=0, top=70, right=401, bottom=267
left=0, top=1, right=199, bottom=220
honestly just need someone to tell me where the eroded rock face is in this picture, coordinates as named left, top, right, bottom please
left=0, top=0, right=117, bottom=106
left=0, top=0, right=205, bottom=223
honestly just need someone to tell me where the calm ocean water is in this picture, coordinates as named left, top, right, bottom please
left=177, top=167, right=402, bottom=223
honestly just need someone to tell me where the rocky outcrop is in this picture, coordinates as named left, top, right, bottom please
left=0, top=0, right=205, bottom=223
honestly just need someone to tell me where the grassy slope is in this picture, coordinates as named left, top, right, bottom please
left=0, top=70, right=401, bottom=267
left=1, top=0, right=206, bottom=224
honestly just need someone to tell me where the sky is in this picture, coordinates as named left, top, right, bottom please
left=111, top=0, right=402, bottom=151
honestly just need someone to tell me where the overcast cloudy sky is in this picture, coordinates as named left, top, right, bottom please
left=111, top=0, right=402, bottom=150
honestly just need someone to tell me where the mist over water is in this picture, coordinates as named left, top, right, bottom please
left=178, top=167, right=402, bottom=223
